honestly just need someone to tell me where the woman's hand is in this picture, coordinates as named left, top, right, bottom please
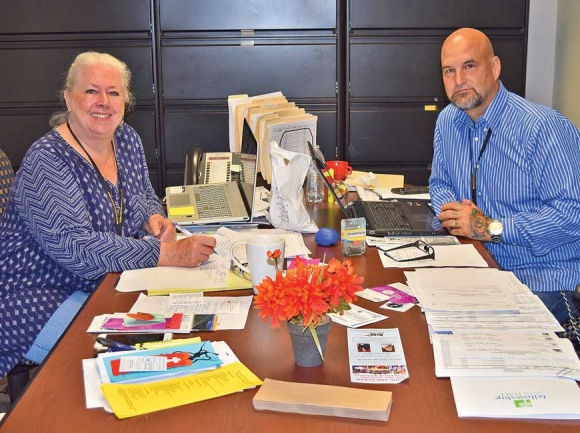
left=158, top=236, right=217, bottom=268
left=145, top=214, right=176, bottom=242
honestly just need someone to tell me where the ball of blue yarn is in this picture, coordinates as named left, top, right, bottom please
left=315, top=227, right=339, bottom=246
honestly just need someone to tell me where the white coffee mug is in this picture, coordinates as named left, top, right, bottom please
left=230, top=235, right=285, bottom=294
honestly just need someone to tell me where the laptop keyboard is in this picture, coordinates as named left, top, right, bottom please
left=364, top=201, right=411, bottom=229
left=194, top=185, right=232, bottom=219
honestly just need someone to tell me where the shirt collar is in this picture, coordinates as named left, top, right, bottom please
left=452, top=81, right=508, bottom=131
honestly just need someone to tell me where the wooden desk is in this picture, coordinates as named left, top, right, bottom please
left=1, top=201, right=576, bottom=432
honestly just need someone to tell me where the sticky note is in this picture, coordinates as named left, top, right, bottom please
left=169, top=206, right=195, bottom=217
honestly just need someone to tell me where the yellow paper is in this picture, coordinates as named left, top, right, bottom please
left=135, top=336, right=201, bottom=350
left=101, top=361, right=263, bottom=419
left=147, top=270, right=252, bottom=296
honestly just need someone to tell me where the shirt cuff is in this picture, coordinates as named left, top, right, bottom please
left=500, top=217, right=524, bottom=247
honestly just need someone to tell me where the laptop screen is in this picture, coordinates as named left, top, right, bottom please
left=239, top=119, right=259, bottom=217
left=306, top=141, right=352, bottom=218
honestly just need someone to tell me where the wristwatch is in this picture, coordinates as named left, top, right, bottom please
left=487, top=219, right=503, bottom=244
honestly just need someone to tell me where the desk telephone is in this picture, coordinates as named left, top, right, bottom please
left=184, top=147, right=239, bottom=185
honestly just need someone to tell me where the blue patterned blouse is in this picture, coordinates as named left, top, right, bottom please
left=0, top=123, right=163, bottom=376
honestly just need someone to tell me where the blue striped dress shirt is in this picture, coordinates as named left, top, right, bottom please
left=430, top=82, right=580, bottom=292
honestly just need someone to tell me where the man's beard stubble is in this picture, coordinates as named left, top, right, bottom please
left=451, top=89, right=483, bottom=111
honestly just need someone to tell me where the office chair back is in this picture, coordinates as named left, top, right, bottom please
left=0, top=148, right=15, bottom=215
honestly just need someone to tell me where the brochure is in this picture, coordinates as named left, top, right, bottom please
left=450, top=376, right=580, bottom=419
left=347, top=328, right=409, bottom=384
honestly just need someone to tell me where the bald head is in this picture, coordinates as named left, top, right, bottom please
left=440, top=28, right=501, bottom=120
left=442, top=28, right=495, bottom=60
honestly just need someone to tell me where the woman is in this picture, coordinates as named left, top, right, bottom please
left=0, top=52, right=216, bottom=377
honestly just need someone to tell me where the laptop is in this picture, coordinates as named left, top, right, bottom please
left=307, top=142, right=446, bottom=236
left=165, top=119, right=259, bottom=225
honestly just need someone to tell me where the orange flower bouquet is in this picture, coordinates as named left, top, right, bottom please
left=253, top=256, right=364, bottom=361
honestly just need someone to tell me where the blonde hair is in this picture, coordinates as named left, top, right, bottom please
left=49, top=51, right=135, bottom=127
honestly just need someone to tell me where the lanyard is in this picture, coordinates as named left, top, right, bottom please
left=471, top=128, right=492, bottom=206
left=67, top=122, right=124, bottom=235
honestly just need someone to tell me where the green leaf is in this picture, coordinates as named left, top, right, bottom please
left=308, top=322, right=324, bottom=360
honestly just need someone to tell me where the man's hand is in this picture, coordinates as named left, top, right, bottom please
left=439, top=199, right=491, bottom=241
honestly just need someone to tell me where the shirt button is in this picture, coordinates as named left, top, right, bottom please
left=474, top=137, right=479, bottom=141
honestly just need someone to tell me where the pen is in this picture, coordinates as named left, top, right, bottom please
left=173, top=222, right=193, bottom=237
left=95, top=336, right=135, bottom=352
left=174, top=222, right=218, bottom=255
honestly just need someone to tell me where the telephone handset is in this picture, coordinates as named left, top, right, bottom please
left=183, top=147, right=234, bottom=185
left=184, top=147, right=203, bottom=185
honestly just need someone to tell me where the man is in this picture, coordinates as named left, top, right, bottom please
left=429, top=28, right=580, bottom=324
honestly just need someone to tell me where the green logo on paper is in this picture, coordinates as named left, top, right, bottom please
left=513, top=399, right=533, bottom=408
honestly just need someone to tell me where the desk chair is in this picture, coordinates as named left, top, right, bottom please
left=0, top=148, right=39, bottom=403
left=0, top=148, right=14, bottom=217
left=558, top=285, right=580, bottom=358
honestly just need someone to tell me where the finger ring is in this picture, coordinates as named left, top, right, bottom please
left=453, top=219, right=457, bottom=228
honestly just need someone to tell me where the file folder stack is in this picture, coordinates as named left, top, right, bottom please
left=228, top=92, right=318, bottom=184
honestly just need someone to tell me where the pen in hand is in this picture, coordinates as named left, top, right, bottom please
left=174, top=222, right=218, bottom=255
left=173, top=222, right=193, bottom=237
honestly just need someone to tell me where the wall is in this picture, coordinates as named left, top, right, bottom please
left=525, top=0, right=557, bottom=107
left=553, top=0, right=580, bottom=127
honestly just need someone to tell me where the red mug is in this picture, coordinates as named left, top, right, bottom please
left=325, top=160, right=353, bottom=181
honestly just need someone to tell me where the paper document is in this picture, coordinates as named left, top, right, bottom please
left=405, top=268, right=547, bottom=314
left=357, top=282, right=417, bottom=313
left=347, top=328, right=409, bottom=384
left=328, top=304, right=388, bottom=328
left=432, top=332, right=580, bottom=379
left=101, top=361, right=263, bottom=419
left=379, top=244, right=488, bottom=269
left=450, top=376, right=580, bottom=419
left=367, top=235, right=460, bottom=247
left=129, top=293, right=253, bottom=330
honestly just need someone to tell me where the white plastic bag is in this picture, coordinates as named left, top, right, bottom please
left=266, top=142, right=319, bottom=233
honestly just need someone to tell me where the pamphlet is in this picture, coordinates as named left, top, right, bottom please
left=328, top=304, right=388, bottom=328
left=450, top=376, right=580, bottom=419
left=357, top=282, right=418, bottom=312
left=347, top=328, right=409, bottom=384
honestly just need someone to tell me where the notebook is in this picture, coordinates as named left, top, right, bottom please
left=166, top=119, right=259, bottom=225
left=307, top=142, right=446, bottom=236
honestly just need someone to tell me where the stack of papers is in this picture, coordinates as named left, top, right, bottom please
left=87, top=312, right=194, bottom=334
left=431, top=332, right=580, bottom=379
left=115, top=227, right=311, bottom=295
left=404, top=267, right=580, bottom=419
left=84, top=339, right=262, bottom=419
left=253, top=378, right=392, bottom=422
left=228, top=92, right=317, bottom=184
